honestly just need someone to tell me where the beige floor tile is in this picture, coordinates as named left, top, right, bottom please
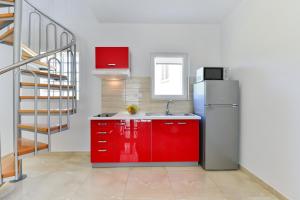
left=129, top=167, right=168, bottom=174
left=123, top=194, right=175, bottom=200
left=125, top=171, right=174, bottom=199
left=82, top=170, right=128, bottom=193
left=169, top=172, right=221, bottom=196
left=166, top=166, right=205, bottom=174
left=223, top=195, right=280, bottom=200
left=207, top=171, right=277, bottom=199
left=0, top=153, right=281, bottom=200
left=174, top=192, right=227, bottom=200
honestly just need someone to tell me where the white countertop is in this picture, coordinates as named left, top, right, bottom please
left=89, top=112, right=201, bottom=120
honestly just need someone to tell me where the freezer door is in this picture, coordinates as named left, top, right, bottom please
left=193, top=82, right=205, bottom=116
left=205, top=80, right=239, bottom=105
left=204, top=105, right=239, bottom=170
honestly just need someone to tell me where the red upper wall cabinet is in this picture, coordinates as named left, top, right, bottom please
left=95, top=47, right=129, bottom=69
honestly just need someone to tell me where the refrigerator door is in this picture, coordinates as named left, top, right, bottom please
left=205, top=80, right=239, bottom=106
left=203, top=105, right=239, bottom=170
left=193, top=82, right=205, bottom=116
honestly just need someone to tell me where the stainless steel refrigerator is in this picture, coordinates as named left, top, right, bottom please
left=193, top=80, right=239, bottom=170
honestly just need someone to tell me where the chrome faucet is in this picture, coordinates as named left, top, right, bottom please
left=166, top=100, right=174, bottom=115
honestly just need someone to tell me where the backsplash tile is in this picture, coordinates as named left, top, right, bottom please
left=102, top=77, right=193, bottom=113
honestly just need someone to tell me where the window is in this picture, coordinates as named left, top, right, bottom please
left=40, top=52, right=79, bottom=100
left=151, top=53, right=189, bottom=100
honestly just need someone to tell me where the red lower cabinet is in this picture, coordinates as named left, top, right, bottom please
left=152, top=120, right=200, bottom=162
left=91, top=119, right=200, bottom=164
left=91, top=120, right=151, bottom=163
left=91, top=120, right=128, bottom=163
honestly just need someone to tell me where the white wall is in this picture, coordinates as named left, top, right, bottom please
left=0, top=0, right=221, bottom=152
left=53, top=23, right=222, bottom=152
left=0, top=45, right=13, bottom=156
left=221, top=0, right=300, bottom=199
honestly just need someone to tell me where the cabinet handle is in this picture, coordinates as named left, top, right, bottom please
left=178, top=122, right=187, bottom=125
left=98, top=140, right=107, bottom=143
left=98, top=149, right=107, bottom=152
left=97, top=123, right=107, bottom=126
left=97, top=132, right=107, bottom=135
left=107, top=63, right=116, bottom=67
left=164, top=122, right=174, bottom=125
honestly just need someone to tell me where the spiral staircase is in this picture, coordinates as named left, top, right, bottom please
left=0, top=0, right=77, bottom=183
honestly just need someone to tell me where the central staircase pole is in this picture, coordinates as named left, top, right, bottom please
left=12, top=0, right=26, bottom=182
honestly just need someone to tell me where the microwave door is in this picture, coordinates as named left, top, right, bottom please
left=205, top=68, right=223, bottom=80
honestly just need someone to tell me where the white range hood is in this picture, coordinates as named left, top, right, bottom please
left=92, top=68, right=130, bottom=80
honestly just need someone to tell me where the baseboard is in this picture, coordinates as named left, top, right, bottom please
left=92, top=162, right=199, bottom=168
left=240, top=166, right=288, bottom=200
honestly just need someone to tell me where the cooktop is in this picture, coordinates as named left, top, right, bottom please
left=94, top=113, right=117, bottom=117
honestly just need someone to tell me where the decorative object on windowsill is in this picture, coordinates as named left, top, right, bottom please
left=127, top=104, right=139, bottom=115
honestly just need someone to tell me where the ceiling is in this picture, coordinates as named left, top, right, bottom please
left=88, top=0, right=242, bottom=24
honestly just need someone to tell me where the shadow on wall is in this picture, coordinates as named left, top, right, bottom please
left=231, top=66, right=296, bottom=180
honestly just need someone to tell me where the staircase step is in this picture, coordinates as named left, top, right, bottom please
left=21, top=69, right=67, bottom=80
left=0, top=28, right=14, bottom=40
left=0, top=0, right=15, bottom=7
left=0, top=36, right=12, bottom=45
left=20, top=96, right=75, bottom=100
left=22, top=53, right=48, bottom=67
left=0, top=13, right=14, bottom=20
left=1, top=153, right=20, bottom=179
left=22, top=44, right=48, bottom=67
left=0, top=28, right=14, bottom=43
left=18, top=138, right=48, bottom=156
left=0, top=27, right=13, bottom=45
left=19, top=109, right=76, bottom=115
left=20, top=82, right=75, bottom=90
left=0, top=40, right=50, bottom=67
left=18, top=123, right=68, bottom=134
left=0, top=19, right=13, bottom=30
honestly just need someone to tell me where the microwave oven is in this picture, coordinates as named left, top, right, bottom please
left=196, top=67, right=228, bottom=82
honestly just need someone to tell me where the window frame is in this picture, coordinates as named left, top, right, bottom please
left=151, top=53, right=189, bottom=101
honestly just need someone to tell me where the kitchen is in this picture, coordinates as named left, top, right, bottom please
left=0, top=0, right=297, bottom=199
left=90, top=48, right=239, bottom=170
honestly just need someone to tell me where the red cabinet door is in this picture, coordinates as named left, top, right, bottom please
left=132, top=120, right=151, bottom=162
left=91, top=120, right=127, bottom=163
left=95, top=47, right=129, bottom=69
left=91, top=120, right=151, bottom=163
left=115, top=120, right=151, bottom=162
left=152, top=120, right=200, bottom=162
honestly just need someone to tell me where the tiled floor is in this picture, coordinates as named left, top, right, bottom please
left=0, top=153, right=279, bottom=200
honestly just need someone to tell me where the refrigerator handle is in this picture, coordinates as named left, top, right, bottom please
left=205, top=104, right=239, bottom=108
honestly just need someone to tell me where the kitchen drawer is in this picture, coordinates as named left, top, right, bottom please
left=92, top=138, right=111, bottom=146
left=91, top=120, right=128, bottom=133
left=91, top=126, right=115, bottom=134
left=91, top=120, right=126, bottom=127
left=91, top=127, right=118, bottom=146
left=91, top=146, right=115, bottom=163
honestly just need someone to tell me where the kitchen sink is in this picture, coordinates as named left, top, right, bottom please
left=145, top=113, right=195, bottom=117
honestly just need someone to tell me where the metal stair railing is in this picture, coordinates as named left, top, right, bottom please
left=17, top=69, right=38, bottom=155
left=0, top=0, right=77, bottom=182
